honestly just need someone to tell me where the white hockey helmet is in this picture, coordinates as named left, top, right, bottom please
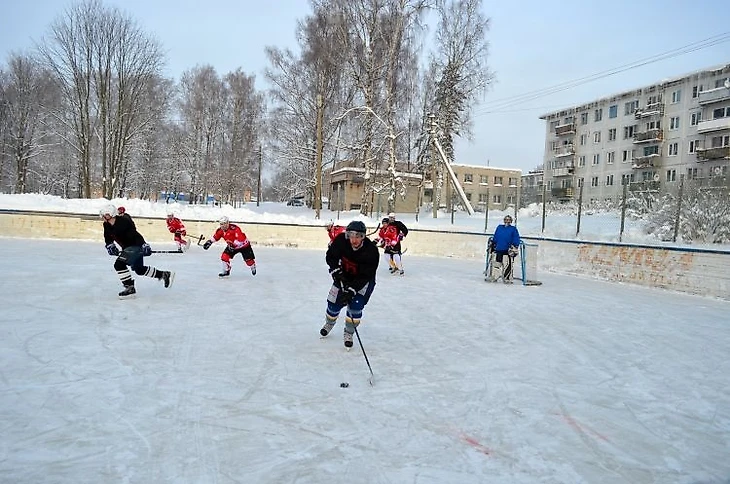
left=99, top=204, right=116, bottom=219
left=219, top=216, right=229, bottom=225
left=388, top=212, right=396, bottom=219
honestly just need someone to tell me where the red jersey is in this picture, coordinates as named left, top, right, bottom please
left=377, top=224, right=399, bottom=247
left=328, top=225, right=346, bottom=243
left=166, top=217, right=186, bottom=235
left=212, top=223, right=250, bottom=249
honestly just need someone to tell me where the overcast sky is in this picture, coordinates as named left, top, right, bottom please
left=1, top=0, right=729, bottom=173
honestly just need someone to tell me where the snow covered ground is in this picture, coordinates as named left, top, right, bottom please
left=1, top=236, right=729, bottom=484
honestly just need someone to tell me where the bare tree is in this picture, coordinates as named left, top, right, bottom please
left=0, top=53, right=59, bottom=193
left=38, top=0, right=165, bottom=198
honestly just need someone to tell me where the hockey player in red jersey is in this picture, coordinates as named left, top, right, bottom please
left=202, top=216, right=257, bottom=277
left=325, top=221, right=346, bottom=246
left=375, top=217, right=406, bottom=275
left=100, top=204, right=174, bottom=299
left=165, top=209, right=189, bottom=251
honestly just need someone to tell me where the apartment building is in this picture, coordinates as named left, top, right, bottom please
left=446, top=164, right=521, bottom=211
left=540, top=63, right=730, bottom=203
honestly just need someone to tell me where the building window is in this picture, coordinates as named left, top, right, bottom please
left=580, top=112, right=589, bottom=125
left=608, top=128, right=617, bottom=141
left=710, top=135, right=730, bottom=148
left=668, top=142, right=679, bottom=156
left=671, top=89, right=681, bottom=104
left=609, top=105, right=618, bottom=118
left=689, top=139, right=701, bottom=153
left=594, top=131, right=601, bottom=143
left=623, top=125, right=636, bottom=139
left=465, top=192, right=472, bottom=201
left=607, top=151, right=615, bottom=164
left=622, top=149, right=634, bottom=162
left=670, top=117, right=680, bottom=130
left=712, top=107, right=730, bottom=119
left=595, top=108, right=603, bottom=122
left=643, top=145, right=660, bottom=157
left=592, top=153, right=600, bottom=165
left=493, top=176, right=503, bottom=185
left=580, top=134, right=587, bottom=145
left=606, top=174, right=614, bottom=186
left=690, top=111, right=702, bottom=126
left=480, top=175, right=488, bottom=184
left=577, top=177, right=584, bottom=187
left=591, top=176, right=599, bottom=187
left=464, top=173, right=473, bottom=183
left=624, top=100, right=639, bottom=115
left=666, top=169, right=676, bottom=182
left=687, top=167, right=698, bottom=179
left=715, top=78, right=730, bottom=88
left=492, top=194, right=502, bottom=203
left=692, top=85, right=703, bottom=98
left=579, top=155, right=586, bottom=166
left=508, top=177, right=518, bottom=186
left=479, top=193, right=488, bottom=203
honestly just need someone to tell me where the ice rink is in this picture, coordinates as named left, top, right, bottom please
left=1, top=238, right=729, bottom=483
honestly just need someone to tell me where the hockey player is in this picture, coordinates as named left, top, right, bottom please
left=489, top=214, right=521, bottom=283
left=202, top=216, right=257, bottom=277
left=320, top=220, right=379, bottom=348
left=101, top=204, right=174, bottom=299
left=375, top=218, right=404, bottom=275
left=165, top=209, right=189, bottom=252
left=325, top=220, right=346, bottom=246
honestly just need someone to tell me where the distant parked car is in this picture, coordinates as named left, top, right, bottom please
left=287, top=197, right=305, bottom=206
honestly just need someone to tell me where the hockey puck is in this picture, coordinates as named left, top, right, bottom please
left=340, top=382, right=349, bottom=388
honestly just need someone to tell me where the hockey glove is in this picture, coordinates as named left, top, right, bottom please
left=203, top=240, right=213, bottom=250
left=141, top=243, right=152, bottom=257
left=106, top=243, right=119, bottom=256
left=329, top=267, right=343, bottom=283
left=341, top=286, right=357, bottom=304
left=174, top=230, right=182, bottom=237
left=398, top=232, right=404, bottom=241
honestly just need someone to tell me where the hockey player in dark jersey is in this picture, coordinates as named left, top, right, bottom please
left=101, top=204, right=175, bottom=299
left=320, top=220, right=380, bottom=348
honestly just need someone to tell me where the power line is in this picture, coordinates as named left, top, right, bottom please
left=473, top=32, right=730, bottom=117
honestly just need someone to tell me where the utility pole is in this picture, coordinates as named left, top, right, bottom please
left=428, top=113, right=438, bottom=219
left=315, top=94, right=324, bottom=219
left=256, top=145, right=262, bottom=207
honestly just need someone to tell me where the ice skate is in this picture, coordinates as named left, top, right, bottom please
left=343, top=330, right=353, bottom=349
left=320, top=322, right=335, bottom=337
left=118, top=284, right=136, bottom=299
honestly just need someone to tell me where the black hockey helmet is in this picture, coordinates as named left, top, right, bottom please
left=381, top=217, right=389, bottom=224
left=346, top=220, right=366, bottom=234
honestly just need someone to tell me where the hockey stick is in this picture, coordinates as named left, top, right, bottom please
left=183, top=234, right=206, bottom=245
left=367, top=223, right=381, bottom=237
left=353, top=327, right=374, bottom=386
left=151, top=249, right=184, bottom=254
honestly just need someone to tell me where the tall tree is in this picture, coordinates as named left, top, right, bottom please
left=39, top=0, right=165, bottom=198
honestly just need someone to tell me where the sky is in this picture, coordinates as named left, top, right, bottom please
left=1, top=0, right=729, bottom=173
left=2, top=200, right=730, bottom=483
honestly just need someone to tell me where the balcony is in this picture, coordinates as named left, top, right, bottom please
left=554, top=122, right=576, bottom=137
left=631, top=153, right=660, bottom=169
left=696, top=117, right=730, bottom=134
left=633, top=129, right=664, bottom=143
left=696, top=146, right=730, bottom=161
left=551, top=187, right=574, bottom=199
left=629, top=180, right=661, bottom=191
left=552, top=167, right=574, bottom=177
left=634, top=103, right=664, bottom=119
left=698, top=86, right=730, bottom=105
left=553, top=144, right=575, bottom=157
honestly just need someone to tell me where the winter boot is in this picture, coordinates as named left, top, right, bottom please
left=118, top=284, right=136, bottom=299
left=343, top=330, right=354, bottom=348
left=320, top=322, right=335, bottom=337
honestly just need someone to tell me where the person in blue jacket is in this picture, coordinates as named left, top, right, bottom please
left=490, top=214, right=521, bottom=283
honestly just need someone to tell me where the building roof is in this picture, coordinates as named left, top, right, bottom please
left=539, top=62, right=730, bottom=120
left=451, top=163, right=522, bottom=173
